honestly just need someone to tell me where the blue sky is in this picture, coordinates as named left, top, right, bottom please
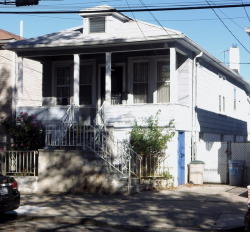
left=1, top=0, right=250, bottom=80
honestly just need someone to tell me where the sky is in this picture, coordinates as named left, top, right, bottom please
left=1, top=0, right=250, bottom=80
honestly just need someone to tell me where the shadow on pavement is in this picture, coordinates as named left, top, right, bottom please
left=0, top=212, right=17, bottom=223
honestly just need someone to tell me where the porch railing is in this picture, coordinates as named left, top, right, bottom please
left=0, top=151, right=38, bottom=176
left=45, top=123, right=142, bottom=178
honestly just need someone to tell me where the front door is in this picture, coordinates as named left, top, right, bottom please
left=101, top=66, right=123, bottom=105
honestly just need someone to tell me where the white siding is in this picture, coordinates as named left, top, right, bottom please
left=196, top=64, right=249, bottom=123
left=22, top=58, right=42, bottom=106
left=104, top=104, right=191, bottom=131
left=177, top=58, right=192, bottom=106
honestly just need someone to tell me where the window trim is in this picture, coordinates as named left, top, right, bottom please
left=132, top=60, right=150, bottom=104
left=79, top=60, right=96, bottom=106
left=128, top=55, right=170, bottom=104
left=155, top=58, right=170, bottom=103
left=53, top=61, right=73, bottom=106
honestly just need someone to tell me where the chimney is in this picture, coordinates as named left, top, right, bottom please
left=229, top=45, right=240, bottom=73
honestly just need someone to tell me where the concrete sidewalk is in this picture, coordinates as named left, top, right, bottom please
left=10, top=184, right=249, bottom=231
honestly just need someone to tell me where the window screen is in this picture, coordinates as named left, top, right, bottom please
left=157, top=61, right=170, bottom=103
left=133, top=62, right=148, bottom=103
left=80, top=64, right=92, bottom=105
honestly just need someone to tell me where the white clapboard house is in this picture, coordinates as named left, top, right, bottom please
left=5, top=5, right=250, bottom=186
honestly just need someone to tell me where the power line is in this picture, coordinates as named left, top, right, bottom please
left=1, top=3, right=250, bottom=14
left=242, top=0, right=250, bottom=22
left=206, top=1, right=250, bottom=55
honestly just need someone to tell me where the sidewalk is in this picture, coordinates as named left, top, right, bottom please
left=11, top=184, right=248, bottom=231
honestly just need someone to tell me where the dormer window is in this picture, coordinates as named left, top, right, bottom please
left=89, top=17, right=105, bottom=33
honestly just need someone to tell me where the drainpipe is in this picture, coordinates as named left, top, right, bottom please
left=191, top=51, right=203, bottom=161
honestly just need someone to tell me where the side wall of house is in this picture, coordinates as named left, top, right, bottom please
left=0, top=50, right=42, bottom=147
left=177, top=55, right=192, bottom=106
left=196, top=62, right=249, bottom=142
left=22, top=58, right=43, bottom=107
left=0, top=49, right=14, bottom=145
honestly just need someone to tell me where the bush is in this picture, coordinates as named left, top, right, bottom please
left=0, top=112, right=45, bottom=150
left=129, top=111, right=175, bottom=155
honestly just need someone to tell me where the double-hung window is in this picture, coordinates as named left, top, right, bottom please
left=56, top=65, right=72, bottom=105
left=80, top=63, right=93, bottom=105
left=133, top=61, right=149, bottom=103
left=157, top=61, right=170, bottom=103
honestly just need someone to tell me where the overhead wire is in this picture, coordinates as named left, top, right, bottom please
left=124, top=0, right=159, bottom=55
left=242, top=0, right=250, bottom=22
left=2, top=2, right=250, bottom=13
left=1, top=0, right=250, bottom=67
left=209, top=0, right=244, bottom=29
left=206, top=0, right=250, bottom=56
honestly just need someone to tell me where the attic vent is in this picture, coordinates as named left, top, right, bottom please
left=89, top=17, right=105, bottom=33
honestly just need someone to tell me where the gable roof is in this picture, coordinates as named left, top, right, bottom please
left=4, top=18, right=183, bottom=49
left=0, top=29, right=22, bottom=41
left=3, top=5, right=250, bottom=94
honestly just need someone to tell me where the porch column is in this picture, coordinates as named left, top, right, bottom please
left=17, top=56, right=23, bottom=107
left=73, top=54, right=80, bottom=106
left=105, top=52, right=112, bottom=105
left=170, top=47, right=177, bottom=103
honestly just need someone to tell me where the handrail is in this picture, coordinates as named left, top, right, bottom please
left=93, top=101, right=106, bottom=129
left=62, top=102, right=75, bottom=124
left=45, top=123, right=142, bottom=179
left=57, top=102, right=75, bottom=144
left=85, top=124, right=142, bottom=179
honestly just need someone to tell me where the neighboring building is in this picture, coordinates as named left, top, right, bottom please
left=5, top=5, right=250, bottom=185
left=0, top=29, right=42, bottom=148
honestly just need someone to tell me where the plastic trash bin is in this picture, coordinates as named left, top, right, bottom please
left=228, top=160, right=245, bottom=186
left=188, top=160, right=205, bottom=185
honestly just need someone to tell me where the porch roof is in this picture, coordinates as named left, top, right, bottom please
left=4, top=18, right=183, bottom=51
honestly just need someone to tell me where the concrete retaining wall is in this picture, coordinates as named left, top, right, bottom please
left=17, top=149, right=128, bottom=194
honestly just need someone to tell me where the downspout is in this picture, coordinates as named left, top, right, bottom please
left=191, top=51, right=203, bottom=161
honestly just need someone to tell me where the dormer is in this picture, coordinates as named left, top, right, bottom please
left=79, top=5, right=131, bottom=36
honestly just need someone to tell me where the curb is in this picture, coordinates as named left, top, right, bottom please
left=3, top=212, right=245, bottom=232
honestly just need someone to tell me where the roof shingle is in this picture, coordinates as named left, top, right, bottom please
left=0, top=29, right=22, bottom=41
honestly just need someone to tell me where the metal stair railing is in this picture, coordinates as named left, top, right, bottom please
left=93, top=101, right=106, bottom=129
left=84, top=125, right=142, bottom=179
left=45, top=102, right=75, bottom=147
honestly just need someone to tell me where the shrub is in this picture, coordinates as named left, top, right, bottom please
left=129, top=111, right=175, bottom=156
left=0, top=112, right=45, bottom=150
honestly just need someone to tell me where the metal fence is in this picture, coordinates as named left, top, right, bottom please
left=141, top=154, right=170, bottom=177
left=0, top=151, right=38, bottom=176
left=196, top=141, right=250, bottom=184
